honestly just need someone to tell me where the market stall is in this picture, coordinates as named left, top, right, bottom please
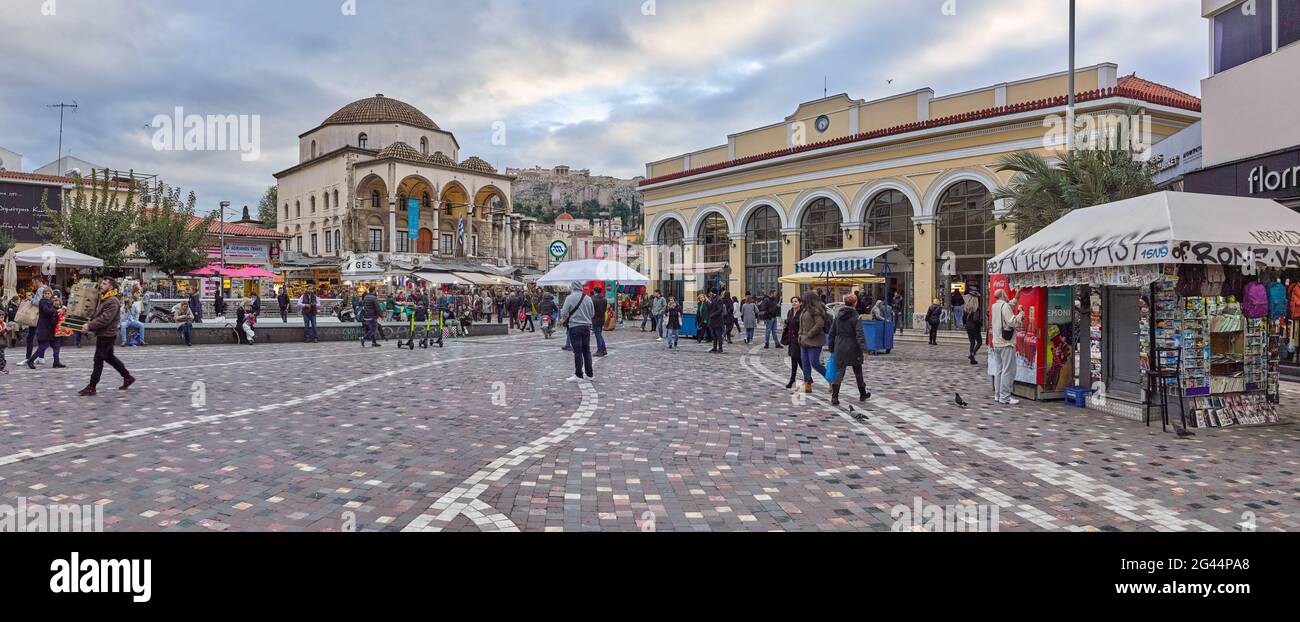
left=987, top=191, right=1295, bottom=429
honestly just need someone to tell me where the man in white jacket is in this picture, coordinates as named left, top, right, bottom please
left=990, top=288, right=1024, bottom=405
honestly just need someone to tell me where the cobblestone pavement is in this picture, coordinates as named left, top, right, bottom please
left=2, top=326, right=1297, bottom=532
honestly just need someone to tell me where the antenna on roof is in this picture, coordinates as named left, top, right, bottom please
left=47, top=101, right=79, bottom=175
left=824, top=76, right=828, bottom=99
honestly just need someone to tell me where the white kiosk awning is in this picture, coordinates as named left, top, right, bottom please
left=796, top=246, right=894, bottom=273
left=988, top=192, right=1300, bottom=276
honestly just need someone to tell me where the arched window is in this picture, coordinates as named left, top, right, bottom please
left=422, top=192, right=432, bottom=209
left=283, top=203, right=289, bottom=220
left=358, top=133, right=369, bottom=149
left=333, top=190, right=339, bottom=210
left=310, top=195, right=316, bottom=213
left=371, top=190, right=382, bottom=209
left=745, top=206, right=782, bottom=298
left=295, top=201, right=301, bottom=218
left=866, top=190, right=915, bottom=259
left=935, top=180, right=995, bottom=283
left=334, top=230, right=341, bottom=255
left=935, top=182, right=993, bottom=265
left=698, top=213, right=729, bottom=265
left=656, top=219, right=685, bottom=299
left=310, top=140, right=317, bottom=159
left=420, top=137, right=429, bottom=155
left=800, top=197, right=842, bottom=258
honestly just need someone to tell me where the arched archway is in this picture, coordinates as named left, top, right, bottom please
left=655, top=218, right=685, bottom=300
left=356, top=175, right=388, bottom=211
left=744, top=204, right=782, bottom=298
left=440, top=181, right=470, bottom=256
left=933, top=179, right=995, bottom=299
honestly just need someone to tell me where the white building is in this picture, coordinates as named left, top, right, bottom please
left=274, top=94, right=537, bottom=268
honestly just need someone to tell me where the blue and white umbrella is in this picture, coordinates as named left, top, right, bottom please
left=794, top=246, right=894, bottom=274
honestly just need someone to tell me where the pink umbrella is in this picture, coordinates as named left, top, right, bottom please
left=229, top=266, right=277, bottom=279
left=187, top=264, right=239, bottom=277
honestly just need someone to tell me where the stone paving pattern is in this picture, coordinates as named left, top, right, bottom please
left=1, top=326, right=1297, bottom=532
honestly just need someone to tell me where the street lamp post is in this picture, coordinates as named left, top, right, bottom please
left=219, top=201, right=230, bottom=268
left=1067, top=0, right=1076, bottom=153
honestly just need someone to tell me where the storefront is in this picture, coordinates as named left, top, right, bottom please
left=989, top=192, right=1294, bottom=430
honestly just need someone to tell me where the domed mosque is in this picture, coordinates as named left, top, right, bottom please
left=274, top=94, right=539, bottom=281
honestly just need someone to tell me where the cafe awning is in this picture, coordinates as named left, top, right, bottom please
left=410, top=271, right=469, bottom=286
left=779, top=272, right=886, bottom=286
left=453, top=271, right=505, bottom=286
left=795, top=245, right=894, bottom=273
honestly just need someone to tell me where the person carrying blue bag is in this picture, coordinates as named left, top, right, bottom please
left=827, top=293, right=871, bottom=406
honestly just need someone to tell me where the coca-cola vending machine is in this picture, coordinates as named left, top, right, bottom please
left=988, top=275, right=1075, bottom=400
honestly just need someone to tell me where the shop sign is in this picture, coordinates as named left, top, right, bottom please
left=1184, top=146, right=1300, bottom=201
left=343, top=253, right=382, bottom=275
left=206, top=242, right=270, bottom=262
left=0, top=181, right=61, bottom=243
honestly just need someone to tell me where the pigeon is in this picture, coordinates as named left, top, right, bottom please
left=1176, top=428, right=1196, bottom=438
left=955, top=393, right=969, bottom=407
left=849, top=406, right=868, bottom=422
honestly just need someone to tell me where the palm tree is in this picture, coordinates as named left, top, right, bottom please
left=993, top=148, right=1156, bottom=242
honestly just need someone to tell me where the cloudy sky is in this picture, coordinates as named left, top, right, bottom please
left=0, top=0, right=1206, bottom=214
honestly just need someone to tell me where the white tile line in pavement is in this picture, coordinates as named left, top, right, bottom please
left=401, top=337, right=660, bottom=532
left=741, top=346, right=1075, bottom=531
left=0, top=349, right=553, bottom=469
left=865, top=395, right=1220, bottom=532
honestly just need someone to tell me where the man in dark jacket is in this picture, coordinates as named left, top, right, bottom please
left=828, top=294, right=871, bottom=405
left=188, top=289, right=203, bottom=323
left=707, top=290, right=727, bottom=353
left=277, top=289, right=291, bottom=323
left=26, top=288, right=65, bottom=369
left=361, top=289, right=381, bottom=347
left=592, top=288, right=609, bottom=356
left=505, top=291, right=520, bottom=330
left=78, top=277, right=134, bottom=396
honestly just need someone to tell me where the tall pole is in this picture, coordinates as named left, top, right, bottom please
left=47, top=102, right=78, bottom=175
left=1066, top=0, right=1076, bottom=154
left=219, top=201, right=229, bottom=268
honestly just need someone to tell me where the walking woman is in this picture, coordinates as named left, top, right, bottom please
left=695, top=293, right=710, bottom=344
left=740, top=296, right=758, bottom=344
left=965, top=297, right=984, bottom=365
left=783, top=296, right=804, bottom=389
left=828, top=294, right=870, bottom=405
left=797, top=290, right=828, bottom=394
left=665, top=296, right=681, bottom=349
left=26, top=287, right=66, bottom=369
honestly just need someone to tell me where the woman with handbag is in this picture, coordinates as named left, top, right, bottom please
left=797, top=290, right=829, bottom=394
left=828, top=294, right=870, bottom=405
left=26, top=288, right=66, bottom=369
left=782, top=297, right=803, bottom=389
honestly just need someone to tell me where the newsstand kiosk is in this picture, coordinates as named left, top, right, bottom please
left=987, top=192, right=1291, bottom=431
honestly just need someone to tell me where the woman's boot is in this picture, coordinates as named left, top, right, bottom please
left=830, top=383, right=841, bottom=406
left=803, top=381, right=812, bottom=394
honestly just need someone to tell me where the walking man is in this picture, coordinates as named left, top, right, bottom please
left=361, top=288, right=381, bottom=347
left=559, top=280, right=595, bottom=382
left=79, top=277, right=134, bottom=396
left=592, top=288, right=609, bottom=357
left=760, top=291, right=780, bottom=349
left=990, top=289, right=1024, bottom=405
left=651, top=291, right=666, bottom=341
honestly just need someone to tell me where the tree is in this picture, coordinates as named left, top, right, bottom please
left=135, top=182, right=217, bottom=291
left=257, top=185, right=278, bottom=229
left=992, top=148, right=1156, bottom=242
left=0, top=229, right=13, bottom=256
left=37, top=169, right=141, bottom=272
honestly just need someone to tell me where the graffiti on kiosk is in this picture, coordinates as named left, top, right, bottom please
left=991, top=239, right=1300, bottom=275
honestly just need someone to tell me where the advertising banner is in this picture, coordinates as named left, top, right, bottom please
left=1014, top=287, right=1045, bottom=385
left=407, top=199, right=419, bottom=238
left=1043, top=287, right=1076, bottom=392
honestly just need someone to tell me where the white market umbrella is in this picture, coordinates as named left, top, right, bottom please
left=537, top=259, right=651, bottom=286
left=2, top=249, right=17, bottom=300
left=988, top=192, right=1300, bottom=275
left=13, top=244, right=105, bottom=269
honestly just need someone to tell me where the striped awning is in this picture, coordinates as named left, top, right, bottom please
left=795, top=246, right=894, bottom=273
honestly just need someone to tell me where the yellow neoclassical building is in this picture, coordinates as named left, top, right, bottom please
left=640, top=63, right=1201, bottom=323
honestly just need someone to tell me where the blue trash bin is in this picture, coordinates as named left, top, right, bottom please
left=862, top=320, right=894, bottom=354
left=681, top=313, right=698, bottom=338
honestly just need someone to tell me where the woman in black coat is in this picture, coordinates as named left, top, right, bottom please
left=827, top=294, right=870, bottom=405
left=26, top=290, right=65, bottom=369
left=782, top=297, right=804, bottom=389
